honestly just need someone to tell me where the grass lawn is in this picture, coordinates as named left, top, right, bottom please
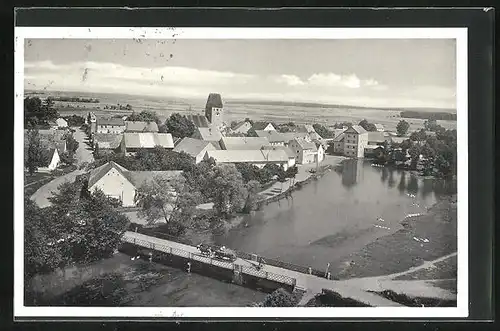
left=334, top=195, right=457, bottom=279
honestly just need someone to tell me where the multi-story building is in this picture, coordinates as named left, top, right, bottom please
left=343, top=125, right=368, bottom=158
left=205, top=93, right=224, bottom=132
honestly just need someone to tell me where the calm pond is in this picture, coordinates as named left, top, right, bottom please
left=214, top=159, right=457, bottom=272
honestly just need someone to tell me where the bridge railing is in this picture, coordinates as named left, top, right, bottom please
left=123, top=232, right=295, bottom=286
left=127, top=225, right=328, bottom=280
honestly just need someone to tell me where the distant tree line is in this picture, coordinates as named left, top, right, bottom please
left=104, top=104, right=133, bottom=111
left=400, top=110, right=457, bottom=121
left=51, top=96, right=100, bottom=103
left=374, top=123, right=457, bottom=178
left=24, top=97, right=59, bottom=128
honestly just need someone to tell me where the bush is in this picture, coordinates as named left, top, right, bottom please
left=155, top=221, right=186, bottom=237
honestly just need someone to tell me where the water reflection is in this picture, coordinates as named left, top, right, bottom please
left=398, top=172, right=407, bottom=194
left=215, top=159, right=456, bottom=270
left=341, top=159, right=363, bottom=188
left=407, top=175, right=419, bottom=195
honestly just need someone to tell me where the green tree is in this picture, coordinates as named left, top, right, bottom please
left=134, top=175, right=184, bottom=225
left=207, top=164, right=248, bottom=218
left=358, top=119, right=377, bottom=132
left=396, top=120, right=410, bottom=136
left=261, top=288, right=296, bottom=307
left=163, top=113, right=196, bottom=138
left=25, top=129, right=42, bottom=175
left=127, top=110, right=160, bottom=124
left=246, top=128, right=258, bottom=137
left=285, top=165, right=299, bottom=186
left=243, top=180, right=261, bottom=213
left=410, top=129, right=427, bottom=143
left=312, top=123, right=334, bottom=138
left=24, top=198, right=67, bottom=278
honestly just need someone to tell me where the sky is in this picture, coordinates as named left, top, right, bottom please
left=24, top=38, right=457, bottom=109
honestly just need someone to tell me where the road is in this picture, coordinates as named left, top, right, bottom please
left=72, top=127, right=94, bottom=165
left=30, top=169, right=86, bottom=208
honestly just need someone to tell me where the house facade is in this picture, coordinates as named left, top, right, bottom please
left=343, top=125, right=368, bottom=158
left=173, top=137, right=217, bottom=164
left=56, top=118, right=68, bottom=128
left=231, top=121, right=252, bottom=134
left=96, top=118, right=126, bottom=134
left=288, top=137, right=319, bottom=165
left=88, top=161, right=183, bottom=207
left=121, top=132, right=175, bottom=155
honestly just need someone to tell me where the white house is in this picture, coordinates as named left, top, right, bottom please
left=261, top=145, right=296, bottom=168
left=24, top=130, right=67, bottom=171
left=288, top=137, right=319, bottom=165
left=192, top=126, right=223, bottom=142
left=88, top=161, right=183, bottom=207
left=56, top=118, right=68, bottom=128
left=121, top=132, right=175, bottom=155
left=252, top=122, right=276, bottom=132
left=173, top=137, right=217, bottom=164
left=96, top=117, right=126, bottom=134
left=374, top=123, right=385, bottom=132
left=231, top=121, right=253, bottom=134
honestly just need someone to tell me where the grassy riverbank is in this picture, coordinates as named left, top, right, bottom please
left=334, top=194, right=457, bottom=281
left=27, top=252, right=266, bottom=307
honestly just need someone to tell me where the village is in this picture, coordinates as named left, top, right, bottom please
left=23, top=89, right=458, bottom=308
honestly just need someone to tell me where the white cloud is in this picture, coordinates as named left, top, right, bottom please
left=23, top=60, right=454, bottom=109
left=306, top=72, right=382, bottom=89
left=273, top=74, right=305, bottom=86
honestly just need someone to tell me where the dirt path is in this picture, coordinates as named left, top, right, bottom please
left=72, top=127, right=94, bottom=165
left=344, top=253, right=458, bottom=300
left=30, top=169, right=85, bottom=208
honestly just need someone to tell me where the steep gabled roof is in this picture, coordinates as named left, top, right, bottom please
left=173, top=137, right=213, bottom=158
left=261, top=145, right=295, bottom=159
left=93, top=133, right=123, bottom=149
left=293, top=137, right=318, bottom=151
left=88, top=161, right=131, bottom=188
left=220, top=136, right=270, bottom=150
left=345, top=125, right=367, bottom=134
left=186, top=114, right=210, bottom=128
left=252, top=122, right=275, bottom=130
left=123, top=132, right=174, bottom=149
left=97, top=117, right=125, bottom=126
left=254, top=130, right=286, bottom=143
left=232, top=121, right=252, bottom=132
left=194, top=127, right=222, bottom=142
left=333, top=132, right=345, bottom=142
left=205, top=93, right=223, bottom=110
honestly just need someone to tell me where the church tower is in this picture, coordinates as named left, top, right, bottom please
left=205, top=93, right=224, bottom=131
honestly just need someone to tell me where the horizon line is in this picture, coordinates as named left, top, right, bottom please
left=24, top=88, right=457, bottom=113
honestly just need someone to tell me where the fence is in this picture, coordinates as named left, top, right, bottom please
left=126, top=226, right=326, bottom=280
left=122, top=233, right=296, bottom=286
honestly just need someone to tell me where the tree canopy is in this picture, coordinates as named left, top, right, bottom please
left=162, top=113, right=196, bottom=138
left=207, top=164, right=248, bottom=218
left=261, top=288, right=296, bottom=307
left=24, top=97, right=59, bottom=127
left=25, top=179, right=130, bottom=278
left=126, top=110, right=160, bottom=124
left=396, top=120, right=410, bottom=136
left=358, top=119, right=378, bottom=132
left=312, top=123, right=335, bottom=138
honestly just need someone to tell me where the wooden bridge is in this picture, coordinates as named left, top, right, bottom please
left=122, top=231, right=404, bottom=307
